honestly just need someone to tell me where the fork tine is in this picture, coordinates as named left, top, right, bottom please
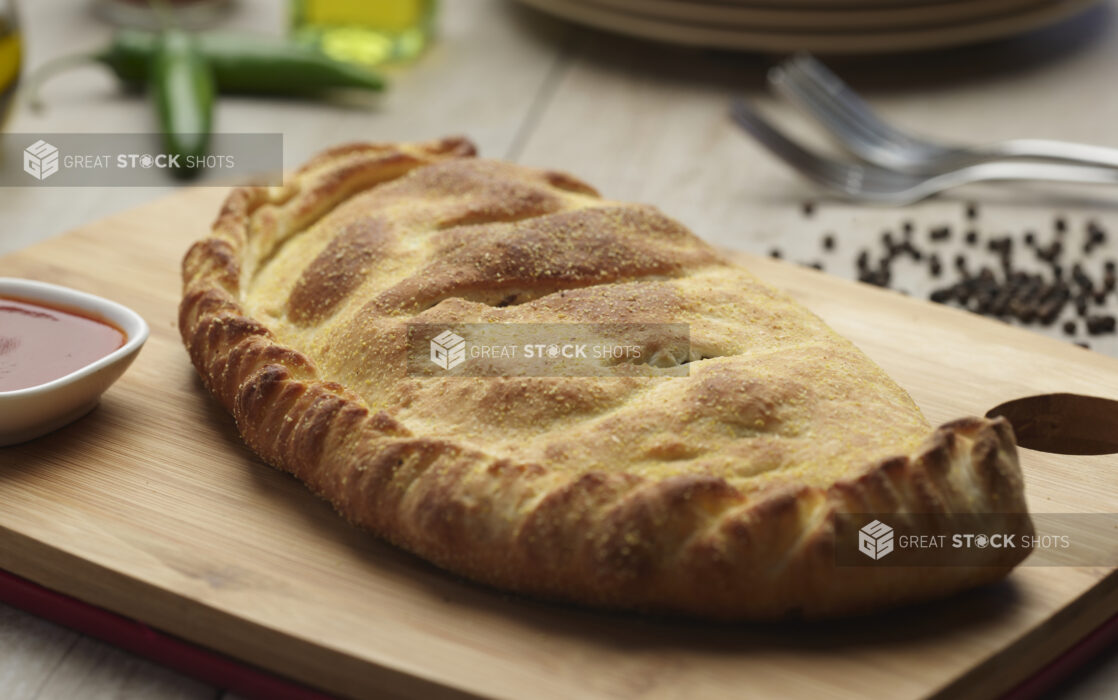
left=783, top=54, right=1118, bottom=174
left=728, top=98, right=892, bottom=196
left=788, top=54, right=923, bottom=150
left=730, top=95, right=1118, bottom=205
left=729, top=98, right=840, bottom=189
left=770, top=62, right=888, bottom=153
left=774, top=55, right=947, bottom=172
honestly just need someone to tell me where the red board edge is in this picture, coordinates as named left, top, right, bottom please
left=1001, top=606, right=1118, bottom=700
left=1, top=566, right=1116, bottom=700
left=0, top=568, right=336, bottom=700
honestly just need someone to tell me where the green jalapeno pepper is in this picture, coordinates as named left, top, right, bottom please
left=27, top=29, right=385, bottom=106
left=151, top=29, right=213, bottom=179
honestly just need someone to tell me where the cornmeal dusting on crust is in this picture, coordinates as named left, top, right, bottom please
left=180, top=137, right=1032, bottom=619
left=243, top=157, right=929, bottom=485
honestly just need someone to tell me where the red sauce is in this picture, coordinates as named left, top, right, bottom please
left=0, top=296, right=127, bottom=392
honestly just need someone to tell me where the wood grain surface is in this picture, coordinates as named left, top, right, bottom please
left=1, top=186, right=1117, bottom=700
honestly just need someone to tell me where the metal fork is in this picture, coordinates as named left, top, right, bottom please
left=770, top=53, right=1118, bottom=174
left=729, top=98, right=1118, bottom=205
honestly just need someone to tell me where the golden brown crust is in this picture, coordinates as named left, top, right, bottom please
left=180, top=137, right=1031, bottom=619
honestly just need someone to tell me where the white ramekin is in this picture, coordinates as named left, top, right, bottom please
left=0, top=277, right=149, bottom=446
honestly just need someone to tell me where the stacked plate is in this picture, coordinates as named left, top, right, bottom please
left=511, top=0, right=1103, bottom=54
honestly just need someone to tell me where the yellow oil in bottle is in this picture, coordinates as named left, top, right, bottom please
left=0, top=18, right=20, bottom=129
left=290, top=0, right=434, bottom=67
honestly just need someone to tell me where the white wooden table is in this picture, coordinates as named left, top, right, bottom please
left=2, top=0, right=1118, bottom=697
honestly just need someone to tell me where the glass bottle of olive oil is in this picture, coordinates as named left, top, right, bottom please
left=0, top=2, right=21, bottom=129
left=290, top=0, right=434, bottom=67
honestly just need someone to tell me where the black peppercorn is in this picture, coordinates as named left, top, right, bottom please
left=1087, top=220, right=1107, bottom=245
left=930, top=288, right=952, bottom=303
left=856, top=249, right=870, bottom=270
left=1086, top=315, right=1117, bottom=335
left=1039, top=302, right=1061, bottom=326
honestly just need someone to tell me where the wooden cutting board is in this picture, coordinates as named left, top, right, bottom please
left=1, top=187, right=1117, bottom=700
